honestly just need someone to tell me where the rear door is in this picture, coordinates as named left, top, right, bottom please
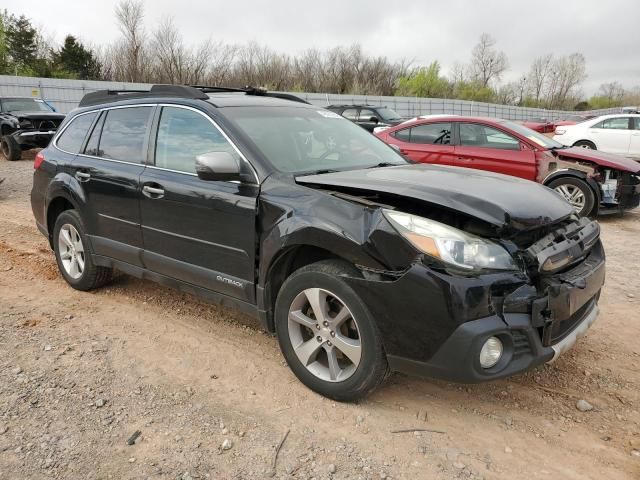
left=454, top=122, right=536, bottom=180
left=590, top=117, right=632, bottom=154
left=390, top=122, right=456, bottom=165
left=69, top=105, right=153, bottom=266
left=139, top=105, right=259, bottom=302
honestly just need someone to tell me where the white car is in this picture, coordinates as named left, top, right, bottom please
left=553, top=114, right=640, bottom=159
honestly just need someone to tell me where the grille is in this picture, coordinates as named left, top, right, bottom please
left=512, top=330, right=531, bottom=357
left=36, top=119, right=61, bottom=130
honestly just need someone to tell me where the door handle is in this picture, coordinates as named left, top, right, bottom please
left=75, top=171, right=90, bottom=181
left=457, top=156, right=473, bottom=162
left=142, top=185, right=165, bottom=198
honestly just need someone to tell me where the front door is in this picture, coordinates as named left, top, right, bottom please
left=69, top=105, right=153, bottom=266
left=391, top=122, right=456, bottom=165
left=629, top=117, right=640, bottom=158
left=454, top=122, right=536, bottom=181
left=139, top=105, right=258, bottom=302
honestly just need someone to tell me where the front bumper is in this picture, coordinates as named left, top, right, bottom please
left=11, top=129, right=57, bottom=149
left=344, top=240, right=605, bottom=384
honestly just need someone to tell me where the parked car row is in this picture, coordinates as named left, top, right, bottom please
left=521, top=114, right=594, bottom=134
left=30, top=85, right=611, bottom=400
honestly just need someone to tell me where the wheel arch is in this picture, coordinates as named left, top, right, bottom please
left=543, top=169, right=601, bottom=216
left=44, top=181, right=86, bottom=248
left=572, top=139, right=597, bottom=149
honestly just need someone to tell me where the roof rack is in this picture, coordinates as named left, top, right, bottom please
left=79, top=84, right=309, bottom=107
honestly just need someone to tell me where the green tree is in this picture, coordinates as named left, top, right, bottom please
left=54, top=35, right=101, bottom=79
left=5, top=14, right=38, bottom=71
left=396, top=61, right=450, bottom=98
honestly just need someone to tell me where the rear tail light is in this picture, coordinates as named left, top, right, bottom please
left=34, top=151, right=45, bottom=170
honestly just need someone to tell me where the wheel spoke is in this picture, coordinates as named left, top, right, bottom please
left=304, top=288, right=328, bottom=324
left=60, top=250, right=72, bottom=261
left=325, top=346, right=341, bottom=381
left=68, top=256, right=78, bottom=277
left=330, top=304, right=352, bottom=329
left=294, top=338, right=323, bottom=366
left=289, top=309, right=317, bottom=329
left=60, top=229, right=73, bottom=248
left=332, top=333, right=361, bottom=366
left=76, top=254, right=85, bottom=273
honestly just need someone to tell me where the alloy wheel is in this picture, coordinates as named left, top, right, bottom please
left=554, top=184, right=586, bottom=211
left=58, top=224, right=85, bottom=279
left=288, top=288, right=362, bottom=382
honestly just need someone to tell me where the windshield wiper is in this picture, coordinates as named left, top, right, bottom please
left=310, top=169, right=340, bottom=175
left=367, top=162, right=403, bottom=169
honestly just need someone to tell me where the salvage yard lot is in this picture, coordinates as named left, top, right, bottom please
left=0, top=156, right=639, bottom=479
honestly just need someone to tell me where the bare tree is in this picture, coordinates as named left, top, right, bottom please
left=469, top=33, right=508, bottom=87
left=545, top=53, right=586, bottom=109
left=597, top=81, right=625, bottom=103
left=115, top=0, right=146, bottom=82
left=528, top=54, right=553, bottom=105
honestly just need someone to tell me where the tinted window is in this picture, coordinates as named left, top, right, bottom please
left=459, top=123, right=520, bottom=150
left=84, top=111, right=105, bottom=156
left=597, top=117, right=630, bottom=130
left=56, top=112, right=97, bottom=153
left=341, top=108, right=359, bottom=120
left=358, top=109, right=377, bottom=121
left=409, top=123, right=452, bottom=144
left=98, top=107, right=152, bottom=162
left=155, top=106, right=240, bottom=174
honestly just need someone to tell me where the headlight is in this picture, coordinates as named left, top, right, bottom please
left=384, top=210, right=518, bottom=271
left=555, top=128, right=566, bottom=135
left=19, top=119, right=33, bottom=128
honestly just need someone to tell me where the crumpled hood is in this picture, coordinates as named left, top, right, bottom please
left=555, top=147, right=640, bottom=174
left=297, top=164, right=574, bottom=232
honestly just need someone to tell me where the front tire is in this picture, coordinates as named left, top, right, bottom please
left=573, top=140, right=596, bottom=150
left=274, top=260, right=388, bottom=401
left=53, top=210, right=112, bottom=291
left=1, top=135, right=21, bottom=161
left=547, top=177, right=596, bottom=217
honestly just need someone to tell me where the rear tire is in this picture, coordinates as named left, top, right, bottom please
left=1, top=135, right=21, bottom=161
left=274, top=260, right=388, bottom=401
left=53, top=210, right=112, bottom=291
left=573, top=140, right=596, bottom=150
left=547, top=177, right=596, bottom=217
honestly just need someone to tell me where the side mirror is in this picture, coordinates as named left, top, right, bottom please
left=369, top=117, right=379, bottom=124
left=195, top=151, right=240, bottom=182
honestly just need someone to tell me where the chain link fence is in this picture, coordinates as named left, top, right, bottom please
left=0, top=74, right=622, bottom=119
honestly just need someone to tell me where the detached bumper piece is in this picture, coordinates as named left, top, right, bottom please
left=12, top=129, right=57, bottom=149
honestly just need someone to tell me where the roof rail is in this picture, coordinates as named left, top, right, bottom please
left=78, top=84, right=310, bottom=107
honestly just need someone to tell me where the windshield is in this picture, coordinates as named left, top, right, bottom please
left=1, top=98, right=53, bottom=113
left=377, top=107, right=402, bottom=121
left=223, top=106, right=407, bottom=174
left=500, top=120, right=564, bottom=149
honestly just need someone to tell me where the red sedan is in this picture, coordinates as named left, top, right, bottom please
left=375, top=115, right=640, bottom=217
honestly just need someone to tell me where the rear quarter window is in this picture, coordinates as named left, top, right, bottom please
left=55, top=112, right=97, bottom=153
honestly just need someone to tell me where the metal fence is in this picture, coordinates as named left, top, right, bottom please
left=0, top=74, right=622, bottom=120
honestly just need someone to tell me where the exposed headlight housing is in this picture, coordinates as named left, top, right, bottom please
left=554, top=128, right=566, bottom=135
left=479, top=336, right=503, bottom=368
left=384, top=210, right=518, bottom=271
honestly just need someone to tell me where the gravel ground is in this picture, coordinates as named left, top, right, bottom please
left=0, top=154, right=639, bottom=479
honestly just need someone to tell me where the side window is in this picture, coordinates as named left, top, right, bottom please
left=393, top=128, right=411, bottom=142
left=55, top=112, right=97, bottom=153
left=154, top=106, right=240, bottom=175
left=600, top=117, right=631, bottom=130
left=407, top=123, right=451, bottom=145
left=459, top=123, right=520, bottom=150
left=358, top=108, right=377, bottom=121
left=99, top=107, right=153, bottom=162
left=591, top=121, right=604, bottom=129
left=84, top=111, right=105, bottom=157
left=341, top=108, right=359, bottom=120
left=634, top=118, right=640, bottom=130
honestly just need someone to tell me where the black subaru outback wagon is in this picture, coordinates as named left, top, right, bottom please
left=31, top=85, right=605, bottom=401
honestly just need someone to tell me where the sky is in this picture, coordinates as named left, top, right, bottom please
left=4, top=0, right=640, bottom=96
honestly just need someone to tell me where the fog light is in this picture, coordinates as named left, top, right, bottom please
left=479, top=336, right=503, bottom=369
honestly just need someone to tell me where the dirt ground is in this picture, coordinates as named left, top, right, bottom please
left=0, top=154, right=639, bottom=480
